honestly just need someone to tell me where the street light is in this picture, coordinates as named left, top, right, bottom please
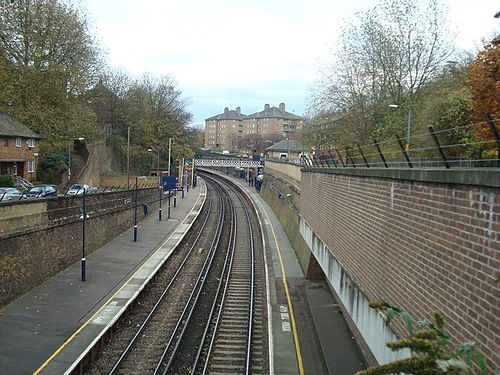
left=133, top=176, right=147, bottom=241
left=148, top=148, right=162, bottom=221
left=68, top=137, right=84, bottom=184
left=389, top=104, right=411, bottom=151
left=81, top=189, right=89, bottom=281
left=168, top=138, right=173, bottom=176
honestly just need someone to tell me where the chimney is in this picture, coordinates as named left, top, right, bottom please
left=264, top=104, right=270, bottom=110
left=224, top=107, right=229, bottom=113
left=279, top=103, right=285, bottom=113
left=236, top=106, right=241, bottom=114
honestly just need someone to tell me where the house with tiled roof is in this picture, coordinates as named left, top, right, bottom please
left=0, top=113, right=42, bottom=182
left=265, top=138, right=307, bottom=160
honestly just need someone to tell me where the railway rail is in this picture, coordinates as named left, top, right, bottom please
left=84, top=172, right=267, bottom=375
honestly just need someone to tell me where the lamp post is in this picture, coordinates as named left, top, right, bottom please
left=133, top=176, right=147, bottom=241
left=81, top=189, right=88, bottom=281
left=389, top=104, right=411, bottom=151
left=126, top=127, right=130, bottom=189
left=168, top=138, right=173, bottom=176
left=68, top=137, right=84, bottom=184
left=148, top=148, right=162, bottom=221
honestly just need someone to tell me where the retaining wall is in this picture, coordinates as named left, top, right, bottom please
left=299, top=168, right=499, bottom=370
left=0, top=188, right=161, bottom=307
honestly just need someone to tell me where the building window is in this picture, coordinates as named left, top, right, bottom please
left=28, top=138, right=35, bottom=148
left=28, top=160, right=35, bottom=173
left=13, top=163, right=17, bottom=175
left=16, top=138, right=21, bottom=147
left=2, top=138, right=7, bottom=146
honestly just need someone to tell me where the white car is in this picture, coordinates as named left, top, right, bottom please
left=0, top=187, right=23, bottom=201
left=67, top=184, right=94, bottom=195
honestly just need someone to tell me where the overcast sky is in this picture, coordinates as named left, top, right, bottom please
left=82, top=0, right=499, bottom=126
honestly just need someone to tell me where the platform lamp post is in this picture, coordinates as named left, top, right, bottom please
left=133, top=176, right=147, bottom=241
left=148, top=148, right=162, bottom=221
left=389, top=104, right=412, bottom=152
left=81, top=189, right=89, bottom=281
left=68, top=137, right=84, bottom=184
left=167, top=138, right=173, bottom=176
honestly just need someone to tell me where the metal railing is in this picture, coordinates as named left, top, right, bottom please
left=274, top=119, right=500, bottom=169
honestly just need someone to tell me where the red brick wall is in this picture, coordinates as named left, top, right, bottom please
left=300, top=171, right=499, bottom=371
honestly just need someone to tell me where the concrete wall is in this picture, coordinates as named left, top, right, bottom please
left=78, top=140, right=112, bottom=187
left=299, top=168, right=499, bottom=371
left=264, top=160, right=302, bottom=189
left=0, top=188, right=161, bottom=308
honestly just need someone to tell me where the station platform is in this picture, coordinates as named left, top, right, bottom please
left=0, top=183, right=206, bottom=375
left=1, top=171, right=366, bottom=375
left=207, top=170, right=366, bottom=375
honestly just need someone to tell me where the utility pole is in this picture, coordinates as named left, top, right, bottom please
left=127, top=127, right=130, bottom=189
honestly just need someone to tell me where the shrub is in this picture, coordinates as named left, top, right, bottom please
left=355, top=302, right=487, bottom=375
left=0, top=175, right=13, bottom=187
left=37, top=153, right=68, bottom=185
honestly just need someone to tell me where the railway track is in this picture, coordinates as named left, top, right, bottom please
left=85, top=173, right=267, bottom=375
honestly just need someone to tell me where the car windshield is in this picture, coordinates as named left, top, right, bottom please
left=70, top=185, right=84, bottom=189
left=30, top=187, right=45, bottom=192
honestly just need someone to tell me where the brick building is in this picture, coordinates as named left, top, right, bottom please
left=204, top=107, right=246, bottom=151
left=243, top=103, right=303, bottom=138
left=204, top=103, right=304, bottom=151
left=0, top=113, right=42, bottom=182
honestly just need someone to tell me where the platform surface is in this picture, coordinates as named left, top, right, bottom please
left=0, top=184, right=205, bottom=375
left=1, top=171, right=367, bottom=375
left=209, top=170, right=367, bottom=375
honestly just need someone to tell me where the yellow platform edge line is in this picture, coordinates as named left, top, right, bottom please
left=256, top=199, right=305, bottom=375
left=33, top=186, right=204, bottom=375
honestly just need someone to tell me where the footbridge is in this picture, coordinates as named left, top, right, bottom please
left=194, top=158, right=263, bottom=168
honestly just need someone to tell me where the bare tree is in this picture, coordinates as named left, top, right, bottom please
left=309, top=0, right=454, bottom=144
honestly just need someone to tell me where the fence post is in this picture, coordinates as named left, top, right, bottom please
left=395, top=135, right=413, bottom=168
left=318, top=153, right=327, bottom=167
left=311, top=155, right=319, bottom=167
left=357, top=144, right=370, bottom=168
left=428, top=126, right=450, bottom=169
left=335, top=149, right=345, bottom=167
left=345, top=147, right=356, bottom=168
left=373, top=139, right=388, bottom=168
left=327, top=150, right=338, bottom=168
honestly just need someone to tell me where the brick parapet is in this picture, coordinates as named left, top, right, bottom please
left=300, top=170, right=499, bottom=371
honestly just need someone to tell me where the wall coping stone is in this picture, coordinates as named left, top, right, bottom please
left=302, top=167, right=500, bottom=188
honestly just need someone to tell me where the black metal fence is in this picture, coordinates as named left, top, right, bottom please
left=279, top=119, right=500, bottom=169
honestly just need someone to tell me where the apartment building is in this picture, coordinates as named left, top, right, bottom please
left=204, top=107, right=246, bottom=151
left=204, top=103, right=303, bottom=151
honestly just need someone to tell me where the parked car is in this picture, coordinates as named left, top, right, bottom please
left=25, top=185, right=57, bottom=199
left=0, top=187, right=23, bottom=201
left=66, top=184, right=95, bottom=195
